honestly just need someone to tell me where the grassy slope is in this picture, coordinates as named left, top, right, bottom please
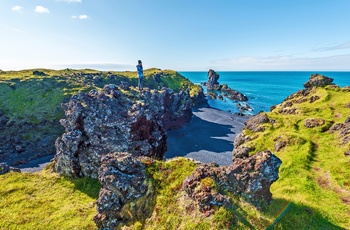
left=0, top=166, right=101, bottom=230
left=244, top=86, right=350, bottom=229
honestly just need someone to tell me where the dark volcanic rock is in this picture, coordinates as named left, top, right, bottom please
left=54, top=85, right=167, bottom=178
left=303, top=73, right=334, bottom=88
left=94, top=153, right=155, bottom=230
left=54, top=85, right=192, bottom=178
left=330, top=116, right=350, bottom=146
left=244, top=113, right=269, bottom=132
left=32, top=70, right=47, bottom=76
left=119, top=81, right=130, bottom=90
left=207, top=69, right=221, bottom=90
left=0, top=162, right=21, bottom=175
left=183, top=151, right=282, bottom=210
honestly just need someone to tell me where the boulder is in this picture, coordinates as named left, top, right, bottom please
left=303, top=73, right=334, bottom=88
left=0, top=162, right=21, bottom=175
left=183, top=151, right=282, bottom=210
left=304, top=118, right=325, bottom=128
left=244, top=112, right=269, bottom=132
left=94, top=153, right=155, bottom=229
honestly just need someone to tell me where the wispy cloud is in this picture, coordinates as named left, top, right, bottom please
left=72, top=14, right=90, bottom=19
left=34, top=6, right=50, bottom=14
left=313, top=41, right=350, bottom=52
left=12, top=5, right=23, bottom=12
left=211, top=54, right=350, bottom=70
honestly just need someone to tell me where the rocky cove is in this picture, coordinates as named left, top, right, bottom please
left=1, top=70, right=349, bottom=229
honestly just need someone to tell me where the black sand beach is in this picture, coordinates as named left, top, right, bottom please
left=166, top=107, right=248, bottom=166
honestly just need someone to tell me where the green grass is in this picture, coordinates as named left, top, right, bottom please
left=0, top=166, right=101, bottom=230
left=241, top=85, right=350, bottom=229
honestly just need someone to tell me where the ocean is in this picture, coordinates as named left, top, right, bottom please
left=180, top=71, right=350, bottom=115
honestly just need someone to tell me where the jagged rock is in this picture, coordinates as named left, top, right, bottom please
left=222, top=84, right=248, bottom=102
left=303, top=73, right=334, bottom=88
left=54, top=85, right=167, bottom=178
left=183, top=151, right=282, bottom=211
left=207, top=69, right=220, bottom=90
left=145, top=88, right=193, bottom=130
left=304, top=118, right=325, bottom=128
left=244, top=113, right=269, bottom=132
left=94, top=153, right=155, bottom=229
left=0, top=162, right=21, bottom=175
left=54, top=85, right=193, bottom=178
left=330, top=117, right=350, bottom=145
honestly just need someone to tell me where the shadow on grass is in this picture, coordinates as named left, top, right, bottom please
left=264, top=198, right=344, bottom=229
left=65, top=176, right=101, bottom=199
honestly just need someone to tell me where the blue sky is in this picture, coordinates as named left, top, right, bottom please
left=1, top=0, right=350, bottom=71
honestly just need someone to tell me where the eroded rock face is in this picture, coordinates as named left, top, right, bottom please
left=94, top=152, right=155, bottom=229
left=304, top=73, right=334, bottom=88
left=54, top=85, right=192, bottom=178
left=183, top=151, right=282, bottom=210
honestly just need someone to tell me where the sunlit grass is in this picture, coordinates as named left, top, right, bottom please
left=0, top=166, right=100, bottom=230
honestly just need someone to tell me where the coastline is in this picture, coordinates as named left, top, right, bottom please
left=166, top=107, right=248, bottom=166
left=19, top=107, right=248, bottom=172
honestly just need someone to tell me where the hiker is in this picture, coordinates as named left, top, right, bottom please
left=136, top=60, right=144, bottom=91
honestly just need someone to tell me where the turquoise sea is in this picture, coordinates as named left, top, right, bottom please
left=180, top=71, right=350, bottom=115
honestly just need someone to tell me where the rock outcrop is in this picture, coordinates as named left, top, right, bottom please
left=0, top=162, right=21, bottom=175
left=183, top=151, right=282, bottom=210
left=304, top=73, right=334, bottom=88
left=206, top=70, right=248, bottom=111
left=207, top=69, right=221, bottom=90
left=54, top=85, right=192, bottom=178
left=94, top=153, right=155, bottom=229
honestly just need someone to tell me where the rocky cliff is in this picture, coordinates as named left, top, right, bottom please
left=54, top=84, right=193, bottom=178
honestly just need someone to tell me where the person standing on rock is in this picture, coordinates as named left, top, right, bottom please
left=136, top=60, right=144, bottom=91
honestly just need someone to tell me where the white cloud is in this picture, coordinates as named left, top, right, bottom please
left=313, top=41, right=350, bottom=52
left=211, top=54, right=350, bottom=71
left=72, top=14, right=90, bottom=19
left=12, top=5, right=23, bottom=12
left=34, top=6, right=50, bottom=14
